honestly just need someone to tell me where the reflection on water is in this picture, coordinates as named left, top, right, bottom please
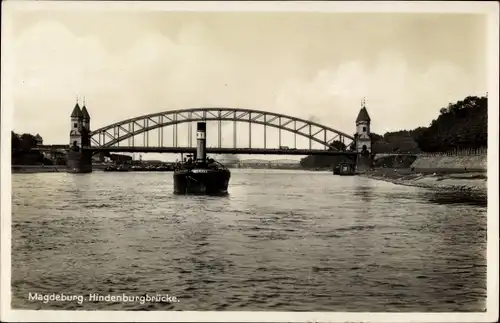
left=421, top=191, right=487, bottom=207
left=353, top=178, right=375, bottom=204
left=11, top=170, right=487, bottom=311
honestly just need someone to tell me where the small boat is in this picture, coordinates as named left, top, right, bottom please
left=104, top=164, right=130, bottom=172
left=334, top=162, right=356, bottom=176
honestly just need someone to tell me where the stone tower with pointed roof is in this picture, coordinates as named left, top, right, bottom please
left=70, top=100, right=83, bottom=148
left=68, top=97, right=92, bottom=173
left=355, top=98, right=371, bottom=154
left=81, top=99, right=91, bottom=148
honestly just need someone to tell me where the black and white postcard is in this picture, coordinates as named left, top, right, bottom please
left=1, top=1, right=498, bottom=322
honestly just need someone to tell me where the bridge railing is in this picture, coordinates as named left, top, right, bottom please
left=417, top=147, right=487, bottom=157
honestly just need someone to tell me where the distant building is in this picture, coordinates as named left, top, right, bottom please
left=41, top=150, right=66, bottom=165
left=34, top=134, right=43, bottom=146
left=110, top=154, right=133, bottom=163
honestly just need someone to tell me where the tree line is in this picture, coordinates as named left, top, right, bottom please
left=11, top=131, right=138, bottom=165
left=414, top=95, right=487, bottom=152
left=11, top=131, right=58, bottom=165
left=11, top=132, right=39, bottom=152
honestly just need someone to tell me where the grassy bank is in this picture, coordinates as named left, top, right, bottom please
left=362, top=168, right=487, bottom=194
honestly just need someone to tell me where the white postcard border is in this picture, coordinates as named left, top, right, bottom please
left=1, top=1, right=498, bottom=322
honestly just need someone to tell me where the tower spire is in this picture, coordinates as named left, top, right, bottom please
left=81, top=96, right=90, bottom=121
left=356, top=97, right=371, bottom=123
left=71, top=96, right=82, bottom=118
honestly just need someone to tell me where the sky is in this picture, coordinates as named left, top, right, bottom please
left=5, top=8, right=489, bottom=160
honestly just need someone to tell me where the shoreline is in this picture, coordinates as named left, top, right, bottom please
left=361, top=168, right=487, bottom=195
left=12, top=165, right=63, bottom=173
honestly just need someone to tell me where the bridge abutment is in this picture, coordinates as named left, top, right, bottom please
left=67, top=150, right=93, bottom=173
left=356, top=153, right=372, bottom=172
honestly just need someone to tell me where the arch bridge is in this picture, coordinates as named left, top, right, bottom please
left=88, top=107, right=355, bottom=154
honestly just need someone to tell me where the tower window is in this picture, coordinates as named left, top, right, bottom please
left=74, top=123, right=78, bottom=128
left=362, top=126, right=367, bottom=132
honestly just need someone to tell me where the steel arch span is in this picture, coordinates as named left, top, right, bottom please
left=89, top=108, right=355, bottom=151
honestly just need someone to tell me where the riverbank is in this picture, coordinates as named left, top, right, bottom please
left=12, top=165, right=62, bottom=173
left=362, top=168, right=487, bottom=195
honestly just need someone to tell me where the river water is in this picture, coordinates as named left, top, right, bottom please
left=11, top=169, right=487, bottom=311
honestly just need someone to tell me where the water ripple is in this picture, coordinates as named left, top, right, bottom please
left=11, top=169, right=486, bottom=311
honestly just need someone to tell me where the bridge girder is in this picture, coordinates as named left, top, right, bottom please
left=88, top=108, right=355, bottom=151
left=240, top=158, right=299, bottom=165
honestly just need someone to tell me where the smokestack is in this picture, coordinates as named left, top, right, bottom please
left=196, top=122, right=207, bottom=162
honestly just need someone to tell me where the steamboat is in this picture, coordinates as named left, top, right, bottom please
left=173, top=122, right=231, bottom=195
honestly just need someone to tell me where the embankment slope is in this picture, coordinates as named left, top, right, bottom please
left=411, top=155, right=486, bottom=173
left=364, top=155, right=487, bottom=194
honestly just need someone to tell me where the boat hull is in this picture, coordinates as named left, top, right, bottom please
left=173, top=168, right=230, bottom=195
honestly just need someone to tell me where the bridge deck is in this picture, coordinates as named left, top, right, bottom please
left=34, top=146, right=357, bottom=156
